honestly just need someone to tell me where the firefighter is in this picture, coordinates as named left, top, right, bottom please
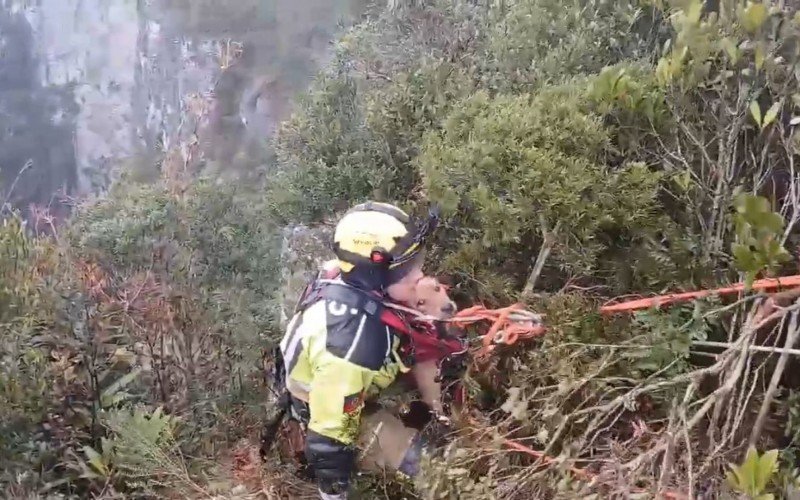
left=278, top=201, right=439, bottom=499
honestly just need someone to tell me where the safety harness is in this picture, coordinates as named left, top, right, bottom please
left=298, top=267, right=468, bottom=368
left=260, top=268, right=467, bottom=462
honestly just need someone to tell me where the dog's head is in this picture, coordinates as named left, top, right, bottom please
left=414, top=276, right=457, bottom=319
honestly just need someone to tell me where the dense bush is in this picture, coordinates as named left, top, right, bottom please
left=268, top=75, right=390, bottom=223
left=484, top=0, right=666, bottom=91
left=268, top=0, right=488, bottom=224
left=69, top=179, right=280, bottom=301
left=419, top=87, right=664, bottom=299
left=267, top=0, right=693, bottom=302
left=0, top=178, right=282, bottom=497
left=269, top=0, right=800, bottom=299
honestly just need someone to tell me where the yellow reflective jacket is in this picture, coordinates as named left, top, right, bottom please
left=279, top=280, right=410, bottom=486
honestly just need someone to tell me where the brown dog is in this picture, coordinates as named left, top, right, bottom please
left=353, top=275, right=462, bottom=474
left=407, top=276, right=459, bottom=417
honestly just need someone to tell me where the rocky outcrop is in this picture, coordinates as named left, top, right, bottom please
left=278, top=224, right=334, bottom=327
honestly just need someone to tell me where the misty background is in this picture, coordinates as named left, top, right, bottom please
left=0, top=0, right=374, bottom=219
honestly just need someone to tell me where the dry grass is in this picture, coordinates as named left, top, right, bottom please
left=410, top=295, right=800, bottom=499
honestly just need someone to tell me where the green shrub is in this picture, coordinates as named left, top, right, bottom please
left=74, top=406, right=192, bottom=498
left=419, top=88, right=664, bottom=299
left=265, top=0, right=667, bottom=232
left=333, top=0, right=486, bottom=81
left=484, top=0, right=664, bottom=92
left=365, top=61, right=476, bottom=196
left=268, top=74, right=391, bottom=223
left=0, top=178, right=282, bottom=496
left=69, top=179, right=280, bottom=294
left=604, top=0, right=800, bottom=277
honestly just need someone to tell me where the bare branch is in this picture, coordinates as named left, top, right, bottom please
left=748, top=306, right=800, bottom=448
left=1, top=159, right=33, bottom=214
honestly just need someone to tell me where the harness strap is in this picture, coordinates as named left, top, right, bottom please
left=304, top=279, right=416, bottom=336
left=292, top=278, right=464, bottom=368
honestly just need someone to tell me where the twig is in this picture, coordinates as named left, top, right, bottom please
left=693, top=340, right=800, bottom=356
left=657, top=426, right=676, bottom=496
left=1, top=159, right=33, bottom=214
left=726, top=342, right=764, bottom=451
left=749, top=301, right=800, bottom=333
left=708, top=323, right=754, bottom=448
left=681, top=411, right=694, bottom=499
left=748, top=307, right=800, bottom=448
left=521, top=215, right=560, bottom=299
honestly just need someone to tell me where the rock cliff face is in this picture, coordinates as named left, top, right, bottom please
left=0, top=0, right=371, bottom=212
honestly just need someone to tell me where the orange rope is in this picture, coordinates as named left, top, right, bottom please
left=448, top=303, right=547, bottom=358
left=497, top=435, right=686, bottom=499
left=447, top=305, right=686, bottom=499
left=600, top=274, right=800, bottom=315
left=459, top=414, right=685, bottom=498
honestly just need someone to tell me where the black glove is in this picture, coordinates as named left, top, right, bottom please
left=437, top=352, right=468, bottom=382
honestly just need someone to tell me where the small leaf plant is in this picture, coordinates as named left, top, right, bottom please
left=726, top=447, right=779, bottom=499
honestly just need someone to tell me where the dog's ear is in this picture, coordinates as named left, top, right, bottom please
left=435, top=274, right=454, bottom=288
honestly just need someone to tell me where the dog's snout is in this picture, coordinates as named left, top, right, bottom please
left=441, top=301, right=456, bottom=316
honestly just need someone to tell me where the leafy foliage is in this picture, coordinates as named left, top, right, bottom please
left=0, top=177, right=282, bottom=497
left=485, top=0, right=664, bottom=92
left=732, top=192, right=793, bottom=287
left=268, top=75, right=391, bottom=223
left=626, top=300, right=714, bottom=376
left=6, top=0, right=800, bottom=498
left=727, top=447, right=780, bottom=500
left=419, top=88, right=664, bottom=298
left=648, top=0, right=800, bottom=270
left=75, top=406, right=184, bottom=497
